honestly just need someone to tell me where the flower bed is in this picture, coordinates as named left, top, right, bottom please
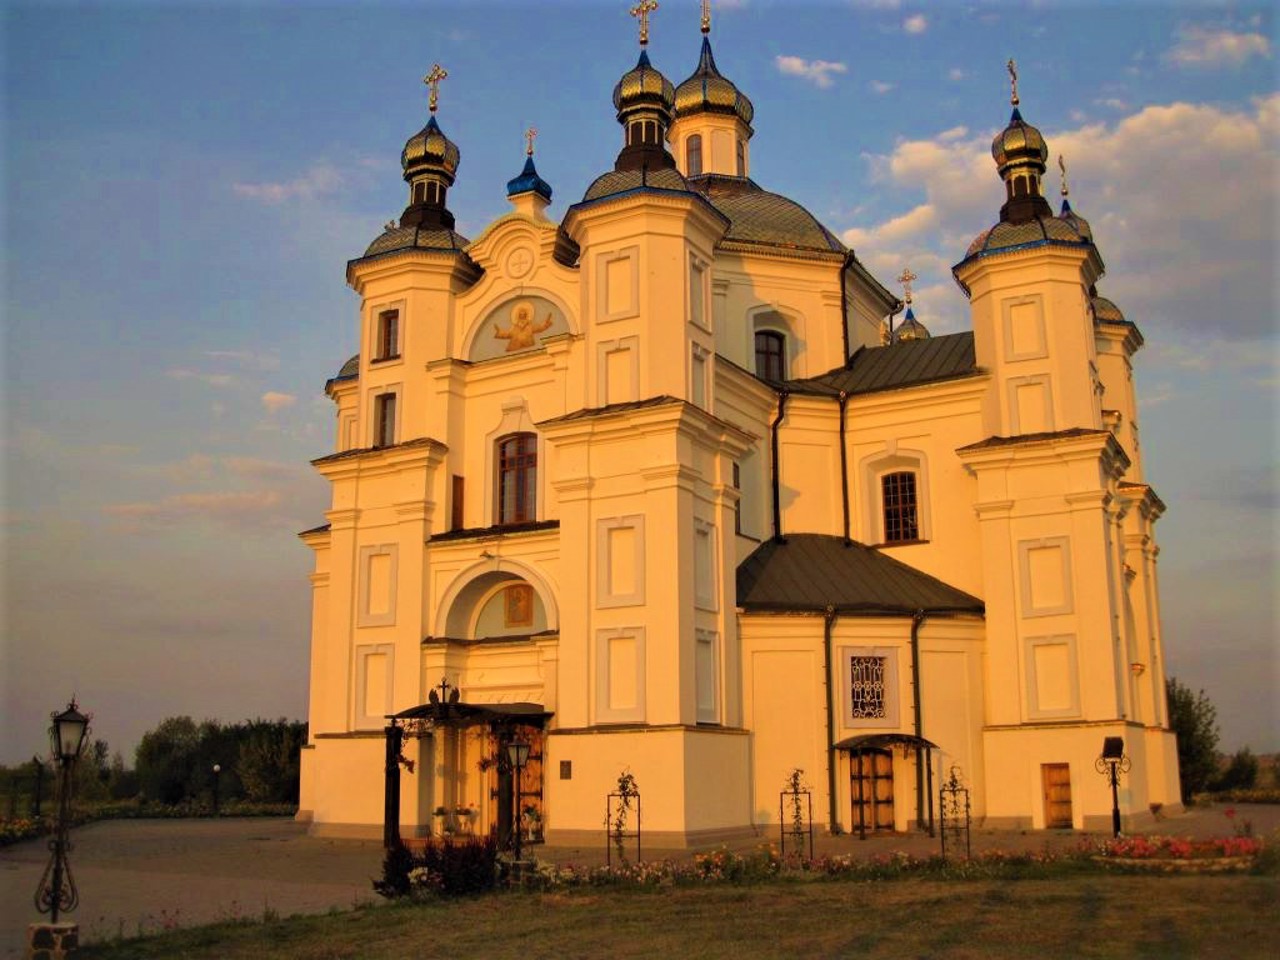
left=1090, top=834, right=1263, bottom=873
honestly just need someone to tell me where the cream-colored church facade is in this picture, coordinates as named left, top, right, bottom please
left=298, top=18, right=1181, bottom=847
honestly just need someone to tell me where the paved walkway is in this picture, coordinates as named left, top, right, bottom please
left=2, top=804, right=1275, bottom=956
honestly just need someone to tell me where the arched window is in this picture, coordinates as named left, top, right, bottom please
left=880, top=471, right=919, bottom=543
left=754, top=330, right=786, bottom=381
left=496, top=433, right=537, bottom=525
left=686, top=134, right=703, bottom=177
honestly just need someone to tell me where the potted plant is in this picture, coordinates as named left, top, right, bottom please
left=454, top=805, right=475, bottom=834
left=522, top=804, right=542, bottom=842
left=432, top=805, right=449, bottom=836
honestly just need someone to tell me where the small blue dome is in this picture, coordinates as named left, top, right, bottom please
left=506, top=155, right=553, bottom=202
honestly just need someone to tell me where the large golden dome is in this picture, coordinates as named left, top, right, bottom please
left=613, top=49, right=675, bottom=120
left=991, top=107, right=1047, bottom=177
left=401, top=115, right=460, bottom=185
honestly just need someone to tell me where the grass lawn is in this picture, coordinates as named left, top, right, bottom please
left=76, top=872, right=1280, bottom=960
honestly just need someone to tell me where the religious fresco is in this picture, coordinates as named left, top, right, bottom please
left=469, top=295, right=569, bottom=361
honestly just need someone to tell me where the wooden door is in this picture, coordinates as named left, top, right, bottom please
left=1041, top=763, right=1073, bottom=828
left=485, top=728, right=545, bottom=844
left=850, top=749, right=895, bottom=832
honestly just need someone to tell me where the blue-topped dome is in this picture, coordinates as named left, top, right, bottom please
left=893, top=306, right=930, bottom=343
left=1058, top=197, right=1093, bottom=243
left=507, top=155, right=552, bottom=202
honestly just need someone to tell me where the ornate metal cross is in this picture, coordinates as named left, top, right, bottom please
left=1059, top=154, right=1070, bottom=197
left=701, top=0, right=711, bottom=35
left=525, top=126, right=538, bottom=157
left=1007, top=58, right=1019, bottom=107
left=630, top=0, right=658, bottom=46
left=424, top=63, right=448, bottom=114
left=897, top=266, right=917, bottom=305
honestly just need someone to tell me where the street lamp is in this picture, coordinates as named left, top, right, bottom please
left=505, top=740, right=531, bottom=862
left=1095, top=736, right=1130, bottom=839
left=35, top=699, right=90, bottom=923
left=212, top=764, right=222, bottom=816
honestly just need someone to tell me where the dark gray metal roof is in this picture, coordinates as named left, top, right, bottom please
left=736, top=534, right=984, bottom=616
left=790, top=331, right=978, bottom=397
left=956, top=427, right=1110, bottom=452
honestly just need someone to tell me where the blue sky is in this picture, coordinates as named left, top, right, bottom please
left=3, top=0, right=1275, bottom=764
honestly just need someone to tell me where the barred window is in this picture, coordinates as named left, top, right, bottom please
left=849, top=656, right=887, bottom=720
left=881, top=471, right=919, bottom=543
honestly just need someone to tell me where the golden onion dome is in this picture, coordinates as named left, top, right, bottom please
left=893, top=306, right=931, bottom=343
left=613, top=49, right=675, bottom=119
left=1057, top=197, right=1093, bottom=243
left=674, top=36, right=754, bottom=128
left=401, top=115, right=461, bottom=185
left=991, top=107, right=1048, bottom=175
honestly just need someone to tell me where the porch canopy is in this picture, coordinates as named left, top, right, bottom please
left=391, top=700, right=552, bottom=726
left=834, top=733, right=940, bottom=840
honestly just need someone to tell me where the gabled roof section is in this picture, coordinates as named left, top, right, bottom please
left=788, top=331, right=978, bottom=397
left=737, top=534, right=984, bottom=616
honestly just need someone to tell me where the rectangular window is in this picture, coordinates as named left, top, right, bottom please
left=375, top=309, right=400, bottom=361
left=451, top=475, right=465, bottom=530
left=374, top=393, right=397, bottom=448
left=695, top=630, right=718, bottom=724
left=736, top=139, right=745, bottom=177
left=881, top=471, right=919, bottom=543
left=849, top=656, right=888, bottom=720
left=732, top=462, right=741, bottom=535
left=497, top=433, right=537, bottom=524
left=687, top=134, right=703, bottom=177
left=754, top=330, right=786, bottom=381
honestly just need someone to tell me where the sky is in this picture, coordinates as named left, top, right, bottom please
left=2, top=0, right=1275, bottom=766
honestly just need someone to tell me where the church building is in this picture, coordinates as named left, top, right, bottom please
left=297, top=6, right=1181, bottom=846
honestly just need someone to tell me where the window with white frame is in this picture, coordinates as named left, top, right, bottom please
left=840, top=647, right=900, bottom=729
left=861, top=446, right=930, bottom=545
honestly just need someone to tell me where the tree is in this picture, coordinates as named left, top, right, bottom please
left=135, top=716, right=202, bottom=804
left=1211, top=747, right=1259, bottom=792
left=1166, top=677, right=1219, bottom=801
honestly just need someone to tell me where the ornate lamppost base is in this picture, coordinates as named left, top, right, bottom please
left=27, top=921, right=79, bottom=959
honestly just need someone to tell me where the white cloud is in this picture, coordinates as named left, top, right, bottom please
left=1095, top=98, right=1129, bottom=111
left=1166, top=26, right=1271, bottom=68
left=903, top=14, right=928, bottom=34
left=871, top=80, right=895, bottom=95
left=166, top=368, right=234, bottom=387
left=775, top=55, right=848, bottom=89
left=839, top=95, right=1278, bottom=341
left=948, top=68, right=967, bottom=82
left=233, top=164, right=342, bottom=205
left=261, top=391, right=297, bottom=413
left=937, top=126, right=969, bottom=142
left=851, top=0, right=901, bottom=8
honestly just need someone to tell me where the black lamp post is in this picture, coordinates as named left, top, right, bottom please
left=1095, top=736, right=1130, bottom=839
left=34, top=699, right=90, bottom=923
left=211, top=764, right=222, bottom=816
left=505, top=741, right=530, bottom=862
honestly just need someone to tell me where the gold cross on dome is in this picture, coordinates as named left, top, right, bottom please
left=424, top=63, right=448, bottom=114
left=1058, top=154, right=1070, bottom=197
left=897, top=267, right=918, bottom=305
left=525, top=126, right=537, bottom=157
left=1007, top=58, right=1019, bottom=107
left=630, top=0, right=659, bottom=46
left=701, top=0, right=711, bottom=35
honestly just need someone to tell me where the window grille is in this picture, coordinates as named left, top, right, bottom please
left=849, top=656, right=887, bottom=719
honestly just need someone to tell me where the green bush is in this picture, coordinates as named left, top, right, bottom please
left=376, top=835, right=500, bottom=899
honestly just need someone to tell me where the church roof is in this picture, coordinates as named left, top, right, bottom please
left=789, top=331, right=978, bottom=397
left=737, top=534, right=984, bottom=616
left=360, top=224, right=471, bottom=259
left=691, top=175, right=846, bottom=256
left=581, top=164, right=693, bottom=203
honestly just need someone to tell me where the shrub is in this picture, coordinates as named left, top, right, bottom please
left=376, top=835, right=500, bottom=899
